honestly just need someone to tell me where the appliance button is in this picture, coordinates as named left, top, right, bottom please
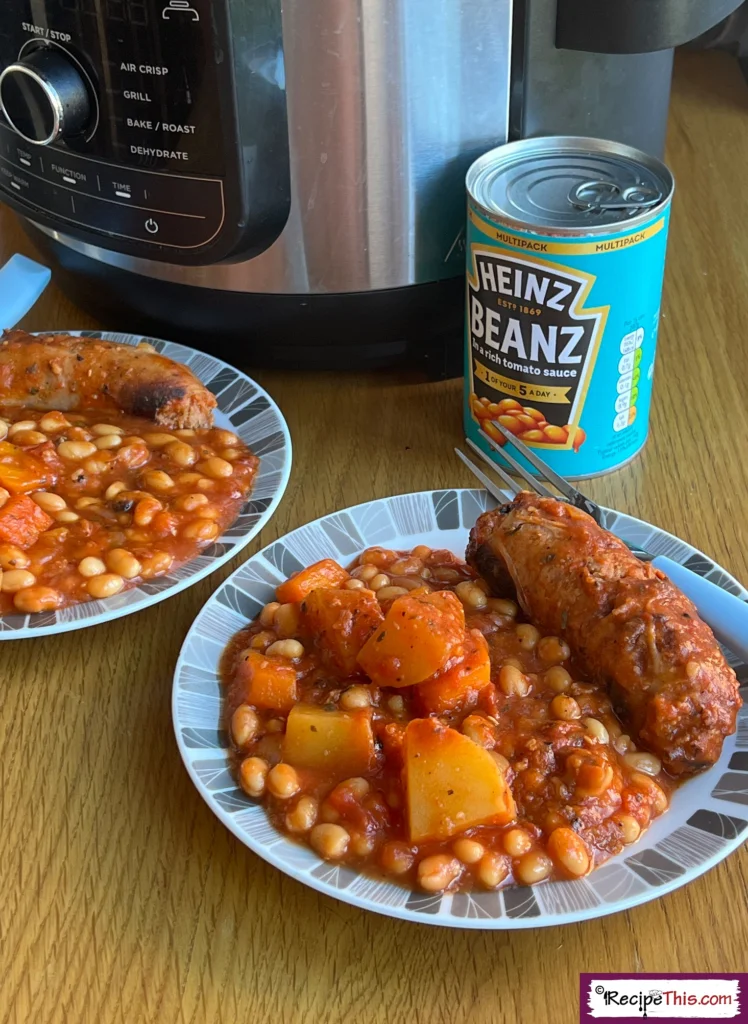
left=162, top=0, right=200, bottom=20
left=144, top=217, right=159, bottom=234
left=0, top=49, right=92, bottom=146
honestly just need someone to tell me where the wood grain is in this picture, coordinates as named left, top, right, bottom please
left=1, top=50, right=747, bottom=1024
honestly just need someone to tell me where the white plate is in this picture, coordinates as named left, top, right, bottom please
left=0, top=331, right=292, bottom=639
left=173, top=489, right=748, bottom=929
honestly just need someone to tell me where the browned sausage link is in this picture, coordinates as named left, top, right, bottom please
left=466, top=492, right=741, bottom=776
left=0, top=330, right=216, bottom=429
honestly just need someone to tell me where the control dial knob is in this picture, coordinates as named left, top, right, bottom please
left=0, top=48, right=91, bottom=146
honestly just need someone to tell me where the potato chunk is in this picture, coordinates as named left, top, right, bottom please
left=403, top=718, right=515, bottom=842
left=284, top=704, right=377, bottom=777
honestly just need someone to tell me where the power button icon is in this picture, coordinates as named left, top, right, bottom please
left=144, top=218, right=159, bottom=234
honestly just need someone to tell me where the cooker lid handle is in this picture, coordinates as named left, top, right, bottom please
left=556, top=0, right=745, bottom=54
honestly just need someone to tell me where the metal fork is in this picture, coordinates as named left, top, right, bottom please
left=455, top=422, right=748, bottom=662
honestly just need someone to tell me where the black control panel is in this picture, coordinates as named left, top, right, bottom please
left=0, top=0, right=290, bottom=263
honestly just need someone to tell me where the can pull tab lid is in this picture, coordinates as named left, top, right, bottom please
left=568, top=179, right=662, bottom=214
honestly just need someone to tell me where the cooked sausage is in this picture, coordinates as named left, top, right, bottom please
left=0, top=330, right=216, bottom=429
left=466, top=492, right=741, bottom=776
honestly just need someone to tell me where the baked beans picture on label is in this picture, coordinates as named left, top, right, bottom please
left=219, top=496, right=740, bottom=897
left=470, top=394, right=587, bottom=451
left=0, top=330, right=284, bottom=622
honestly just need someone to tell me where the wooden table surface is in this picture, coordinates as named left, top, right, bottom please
left=1, top=49, right=747, bottom=1024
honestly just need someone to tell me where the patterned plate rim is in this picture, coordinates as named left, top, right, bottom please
left=0, top=330, right=292, bottom=639
left=173, top=488, right=748, bottom=930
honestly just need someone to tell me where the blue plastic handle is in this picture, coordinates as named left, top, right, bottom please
left=0, top=254, right=52, bottom=328
left=652, top=555, right=748, bottom=663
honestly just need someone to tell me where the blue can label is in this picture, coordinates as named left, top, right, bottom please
left=464, top=201, right=671, bottom=478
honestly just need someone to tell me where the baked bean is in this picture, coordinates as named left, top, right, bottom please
left=13, top=586, right=62, bottom=613
left=105, top=548, right=142, bottom=579
left=267, top=763, right=300, bottom=799
left=75, top=497, right=102, bottom=510
left=0, top=421, right=8, bottom=441
left=143, top=433, right=175, bottom=447
left=94, top=433, right=122, bottom=450
left=417, top=854, right=461, bottom=892
left=174, top=429, right=196, bottom=438
left=84, top=453, right=115, bottom=476
left=551, top=694, right=582, bottom=720
left=350, top=833, right=375, bottom=857
left=57, top=440, right=97, bottom=460
left=360, top=547, right=396, bottom=568
left=134, top=496, right=163, bottom=527
left=340, top=685, right=372, bottom=710
left=274, top=603, right=301, bottom=638
left=412, top=545, right=431, bottom=559
left=8, top=419, right=36, bottom=437
left=2, top=569, right=36, bottom=592
left=310, top=823, right=350, bottom=860
left=181, top=518, right=219, bottom=541
left=613, top=813, right=641, bottom=845
left=256, top=602, right=279, bottom=629
left=140, top=552, right=173, bottom=578
left=455, top=580, right=488, bottom=610
left=614, top=734, right=635, bottom=755
left=197, top=457, right=233, bottom=479
left=515, top=623, right=541, bottom=650
left=174, top=493, right=208, bottom=513
left=266, top=718, right=285, bottom=734
left=105, top=481, right=127, bottom=501
left=39, top=412, right=70, bottom=433
left=142, top=469, right=175, bottom=492
left=582, top=717, right=609, bottom=744
left=78, top=557, right=107, bottom=578
left=117, top=445, right=150, bottom=469
left=352, top=564, right=379, bottom=582
left=537, top=635, right=571, bottom=664
left=387, top=695, right=405, bottom=716
left=0, top=488, right=9, bottom=509
left=380, top=841, right=414, bottom=875
left=196, top=478, right=215, bottom=491
left=515, top=850, right=552, bottom=885
left=239, top=756, right=269, bottom=797
left=319, top=801, right=341, bottom=823
left=231, top=704, right=260, bottom=749
left=369, top=573, right=390, bottom=592
left=499, top=664, right=531, bottom=697
left=31, top=491, right=67, bottom=513
left=547, top=827, right=590, bottom=877
left=503, top=828, right=533, bottom=858
left=344, top=578, right=366, bottom=590
left=430, top=567, right=462, bottom=583
left=211, top=428, right=240, bottom=447
left=250, top=631, right=276, bottom=650
left=452, top=838, right=485, bottom=865
left=478, top=852, right=509, bottom=889
left=630, top=773, right=668, bottom=815
left=486, top=597, right=518, bottom=617
left=266, top=638, right=304, bottom=659
left=336, top=777, right=370, bottom=800
left=544, top=666, right=572, bottom=693
left=624, top=751, right=662, bottom=777
left=87, top=574, right=125, bottom=599
left=165, top=441, right=197, bottom=467
left=286, top=796, right=319, bottom=833
left=91, top=423, right=125, bottom=436
left=55, top=510, right=79, bottom=523
left=0, top=545, right=30, bottom=570
left=13, top=430, right=47, bottom=446
left=121, top=436, right=145, bottom=447
left=376, top=586, right=409, bottom=602
left=462, top=715, right=494, bottom=748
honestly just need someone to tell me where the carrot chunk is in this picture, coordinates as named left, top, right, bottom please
left=415, top=629, right=491, bottom=715
left=275, top=558, right=349, bottom=604
left=0, top=494, right=53, bottom=548
left=233, top=649, right=298, bottom=714
left=356, top=590, right=465, bottom=687
left=300, top=587, right=384, bottom=676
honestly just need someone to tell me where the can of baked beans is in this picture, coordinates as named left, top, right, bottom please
left=464, top=136, right=674, bottom=478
